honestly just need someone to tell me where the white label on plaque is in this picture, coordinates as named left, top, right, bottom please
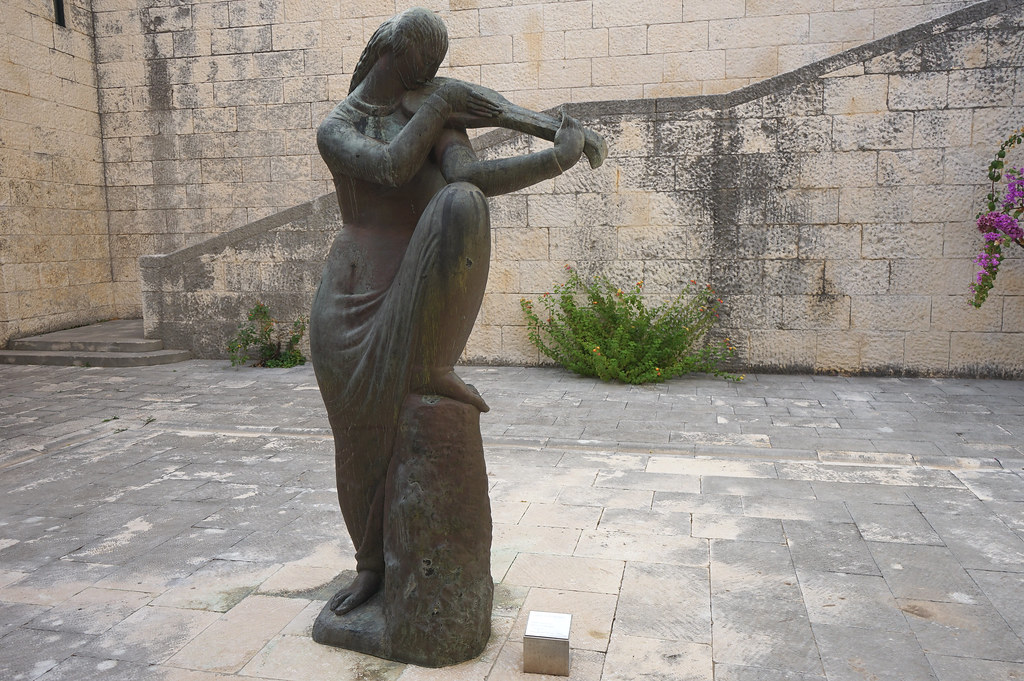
left=526, top=611, right=572, bottom=639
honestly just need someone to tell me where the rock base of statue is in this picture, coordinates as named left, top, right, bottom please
left=312, top=393, right=493, bottom=667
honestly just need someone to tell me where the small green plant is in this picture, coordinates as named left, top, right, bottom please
left=228, top=301, right=308, bottom=368
left=520, top=265, right=739, bottom=384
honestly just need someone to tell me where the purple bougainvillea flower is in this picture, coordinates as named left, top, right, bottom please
left=1003, top=168, right=1024, bottom=208
left=977, top=211, right=1022, bottom=238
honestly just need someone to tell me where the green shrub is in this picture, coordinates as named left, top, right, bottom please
left=228, top=302, right=307, bottom=368
left=520, top=266, right=739, bottom=384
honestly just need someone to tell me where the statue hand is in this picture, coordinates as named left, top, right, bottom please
left=436, top=80, right=501, bottom=119
left=553, top=109, right=585, bottom=171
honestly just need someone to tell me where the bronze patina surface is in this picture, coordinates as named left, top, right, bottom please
left=309, top=6, right=605, bottom=667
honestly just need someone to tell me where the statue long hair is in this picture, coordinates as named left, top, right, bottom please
left=349, top=8, right=449, bottom=94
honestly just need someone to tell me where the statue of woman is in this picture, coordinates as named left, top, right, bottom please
left=311, top=7, right=602, bottom=623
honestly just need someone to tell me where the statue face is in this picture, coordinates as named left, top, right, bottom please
left=394, top=47, right=439, bottom=90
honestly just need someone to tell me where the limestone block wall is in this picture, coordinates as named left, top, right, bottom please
left=1, top=0, right=116, bottom=347
left=469, top=0, right=1024, bottom=375
left=139, top=194, right=339, bottom=357
left=142, top=0, right=1024, bottom=376
left=91, top=0, right=982, bottom=319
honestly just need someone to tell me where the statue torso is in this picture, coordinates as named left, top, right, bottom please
left=319, top=97, right=451, bottom=293
left=328, top=98, right=449, bottom=233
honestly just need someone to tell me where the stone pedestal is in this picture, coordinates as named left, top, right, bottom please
left=312, top=394, right=493, bottom=667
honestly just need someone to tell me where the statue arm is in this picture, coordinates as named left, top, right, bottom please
left=317, top=94, right=454, bottom=188
left=438, top=112, right=586, bottom=197
left=440, top=137, right=561, bottom=197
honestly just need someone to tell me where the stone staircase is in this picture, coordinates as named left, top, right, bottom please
left=0, top=319, right=191, bottom=367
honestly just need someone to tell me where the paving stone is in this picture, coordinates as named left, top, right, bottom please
left=783, top=521, right=880, bottom=576
left=214, top=530, right=345, bottom=567
left=701, top=476, right=816, bottom=499
left=604, top=634, right=712, bottom=681
left=492, top=523, right=581, bottom=556
left=900, top=598, right=1024, bottom=662
left=984, top=499, right=1024, bottom=532
left=151, top=559, right=282, bottom=612
left=0, top=559, right=116, bottom=606
left=902, top=486, right=987, bottom=515
left=812, top=623, right=936, bottom=681
left=614, top=562, right=711, bottom=643
left=85, top=605, right=220, bottom=663
left=797, top=570, right=908, bottom=631
left=491, top=500, right=530, bottom=524
left=27, top=587, right=152, bottom=635
left=743, top=497, right=851, bottom=523
left=520, top=502, right=603, bottom=530
left=967, top=569, right=1024, bottom=636
left=31, top=655, right=160, bottom=681
left=0, top=530, right=104, bottom=572
left=646, top=457, right=777, bottom=478
left=598, top=508, right=692, bottom=536
left=711, top=541, right=822, bottom=676
left=927, top=654, right=1024, bottom=681
left=669, top=431, right=772, bottom=447
left=953, top=469, right=1024, bottom=501
left=712, top=664, right=825, bottom=681
left=504, top=551, right=625, bottom=593
left=869, top=543, right=983, bottom=604
left=556, top=485, right=655, bottom=509
left=193, top=488, right=306, bottom=532
left=653, top=491, right=744, bottom=515
left=693, top=514, right=785, bottom=542
left=776, top=462, right=962, bottom=487
left=921, top=512, right=1024, bottom=571
left=167, top=594, right=311, bottom=672
left=68, top=507, right=229, bottom=566
left=594, top=469, right=701, bottom=493
left=0, top=627, right=95, bottom=681
left=555, top=450, right=649, bottom=470
left=574, top=528, right=709, bottom=565
left=846, top=501, right=943, bottom=544
left=0, top=600, right=50, bottom=637
left=239, top=634, right=404, bottom=681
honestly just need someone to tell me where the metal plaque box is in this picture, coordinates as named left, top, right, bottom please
left=523, top=611, right=571, bottom=676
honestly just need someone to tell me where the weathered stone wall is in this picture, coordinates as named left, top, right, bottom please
left=91, top=0, right=981, bottom=318
left=141, top=0, right=1024, bottom=376
left=139, top=193, right=339, bottom=357
left=1, top=0, right=116, bottom=347
left=472, top=0, right=1024, bottom=375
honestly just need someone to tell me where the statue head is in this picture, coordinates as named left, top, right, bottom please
left=349, top=8, right=449, bottom=93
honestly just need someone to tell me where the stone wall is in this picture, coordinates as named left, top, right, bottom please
left=140, top=193, right=339, bottom=357
left=142, top=0, right=1024, bottom=376
left=1, top=0, right=116, bottom=347
left=91, top=0, right=980, bottom=318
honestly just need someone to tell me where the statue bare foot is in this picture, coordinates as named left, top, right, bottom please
left=414, top=370, right=490, bottom=413
left=329, top=570, right=381, bottom=615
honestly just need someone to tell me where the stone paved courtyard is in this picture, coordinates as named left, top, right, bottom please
left=1, top=361, right=1023, bottom=680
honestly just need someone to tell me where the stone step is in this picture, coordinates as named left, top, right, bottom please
left=9, top=336, right=165, bottom=352
left=2, top=319, right=191, bottom=367
left=0, top=348, right=192, bottom=367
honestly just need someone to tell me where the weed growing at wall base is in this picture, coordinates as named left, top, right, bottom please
left=970, top=127, right=1024, bottom=308
left=228, top=302, right=307, bottom=367
left=520, top=265, right=738, bottom=384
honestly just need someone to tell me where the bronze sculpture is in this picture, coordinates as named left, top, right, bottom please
left=310, top=7, right=606, bottom=666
